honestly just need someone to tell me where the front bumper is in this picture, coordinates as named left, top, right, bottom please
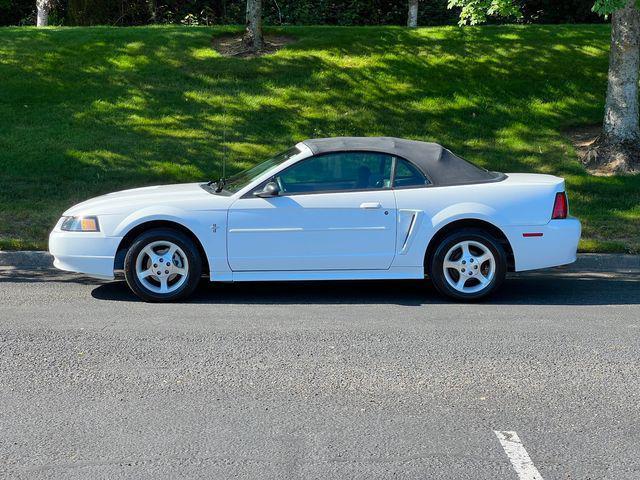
left=504, top=217, right=581, bottom=272
left=49, top=230, right=122, bottom=280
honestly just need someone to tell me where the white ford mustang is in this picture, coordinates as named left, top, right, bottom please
left=49, top=137, right=581, bottom=302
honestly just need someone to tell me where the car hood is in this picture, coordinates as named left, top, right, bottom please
left=63, top=183, right=228, bottom=216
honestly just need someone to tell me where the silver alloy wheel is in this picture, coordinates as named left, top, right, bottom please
left=442, top=240, right=496, bottom=294
left=135, top=240, right=189, bottom=294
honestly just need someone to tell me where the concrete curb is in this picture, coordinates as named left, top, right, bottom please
left=0, top=251, right=53, bottom=268
left=0, top=251, right=638, bottom=273
left=566, top=253, right=640, bottom=272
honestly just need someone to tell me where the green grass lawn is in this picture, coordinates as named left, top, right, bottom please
left=1, top=25, right=638, bottom=252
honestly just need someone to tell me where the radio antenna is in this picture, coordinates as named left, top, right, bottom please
left=222, top=120, right=227, bottom=180
left=212, top=104, right=230, bottom=192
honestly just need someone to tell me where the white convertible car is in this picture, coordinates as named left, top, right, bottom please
left=49, top=137, right=581, bottom=302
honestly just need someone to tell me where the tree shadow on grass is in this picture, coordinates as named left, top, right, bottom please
left=1, top=25, right=638, bottom=249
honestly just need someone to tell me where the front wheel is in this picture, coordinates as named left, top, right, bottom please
left=124, top=228, right=202, bottom=302
left=429, top=229, right=506, bottom=301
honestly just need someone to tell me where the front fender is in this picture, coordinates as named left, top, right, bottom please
left=113, top=206, right=230, bottom=278
left=113, top=206, right=196, bottom=237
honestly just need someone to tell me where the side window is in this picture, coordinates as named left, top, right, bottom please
left=393, top=158, right=429, bottom=188
left=276, top=152, right=393, bottom=194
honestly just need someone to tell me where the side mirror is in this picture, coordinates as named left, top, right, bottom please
left=254, top=181, right=280, bottom=198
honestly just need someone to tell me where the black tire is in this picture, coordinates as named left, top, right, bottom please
left=124, top=228, right=202, bottom=302
left=428, top=228, right=507, bottom=302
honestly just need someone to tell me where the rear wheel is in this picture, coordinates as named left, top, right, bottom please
left=124, top=228, right=202, bottom=302
left=429, top=228, right=506, bottom=301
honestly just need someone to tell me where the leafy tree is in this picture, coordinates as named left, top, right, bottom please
left=448, top=0, right=640, bottom=173
left=447, top=0, right=521, bottom=25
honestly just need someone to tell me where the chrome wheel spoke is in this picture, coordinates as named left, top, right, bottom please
left=476, top=253, right=491, bottom=265
left=443, top=260, right=460, bottom=270
left=173, top=266, right=187, bottom=276
left=159, top=277, right=169, bottom=293
left=143, top=245, right=156, bottom=260
left=140, top=268, right=155, bottom=279
left=460, top=241, right=471, bottom=257
left=455, top=277, right=467, bottom=290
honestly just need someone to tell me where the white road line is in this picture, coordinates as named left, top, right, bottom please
left=494, top=430, right=544, bottom=480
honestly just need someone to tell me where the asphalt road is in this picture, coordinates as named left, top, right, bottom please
left=1, top=266, right=639, bottom=480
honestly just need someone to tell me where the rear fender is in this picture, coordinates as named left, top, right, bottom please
left=430, top=203, right=501, bottom=230
left=394, top=202, right=503, bottom=268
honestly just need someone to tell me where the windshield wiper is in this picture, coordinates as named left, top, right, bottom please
left=204, top=178, right=226, bottom=193
left=213, top=177, right=226, bottom=193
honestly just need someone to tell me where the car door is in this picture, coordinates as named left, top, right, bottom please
left=227, top=151, right=397, bottom=271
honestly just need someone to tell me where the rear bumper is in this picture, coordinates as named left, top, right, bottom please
left=504, top=217, right=581, bottom=272
left=49, top=231, right=121, bottom=280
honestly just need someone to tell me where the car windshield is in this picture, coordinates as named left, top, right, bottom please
left=221, top=146, right=301, bottom=194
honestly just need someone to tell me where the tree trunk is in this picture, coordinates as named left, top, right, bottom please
left=36, top=0, right=50, bottom=26
left=603, top=0, right=640, bottom=143
left=243, top=0, right=263, bottom=52
left=588, top=0, right=640, bottom=173
left=148, top=0, right=157, bottom=23
left=407, top=0, right=419, bottom=28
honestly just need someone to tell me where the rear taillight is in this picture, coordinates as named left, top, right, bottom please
left=552, top=192, right=568, bottom=219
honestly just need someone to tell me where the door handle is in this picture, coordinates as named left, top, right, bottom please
left=360, top=202, right=381, bottom=209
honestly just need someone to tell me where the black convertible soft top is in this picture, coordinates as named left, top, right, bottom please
left=301, top=137, right=505, bottom=187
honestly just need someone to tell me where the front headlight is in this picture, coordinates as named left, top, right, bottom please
left=61, top=216, right=100, bottom=232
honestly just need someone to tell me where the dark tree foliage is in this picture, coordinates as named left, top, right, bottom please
left=0, top=0, right=34, bottom=24
left=520, top=0, right=602, bottom=24
left=0, top=0, right=606, bottom=27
